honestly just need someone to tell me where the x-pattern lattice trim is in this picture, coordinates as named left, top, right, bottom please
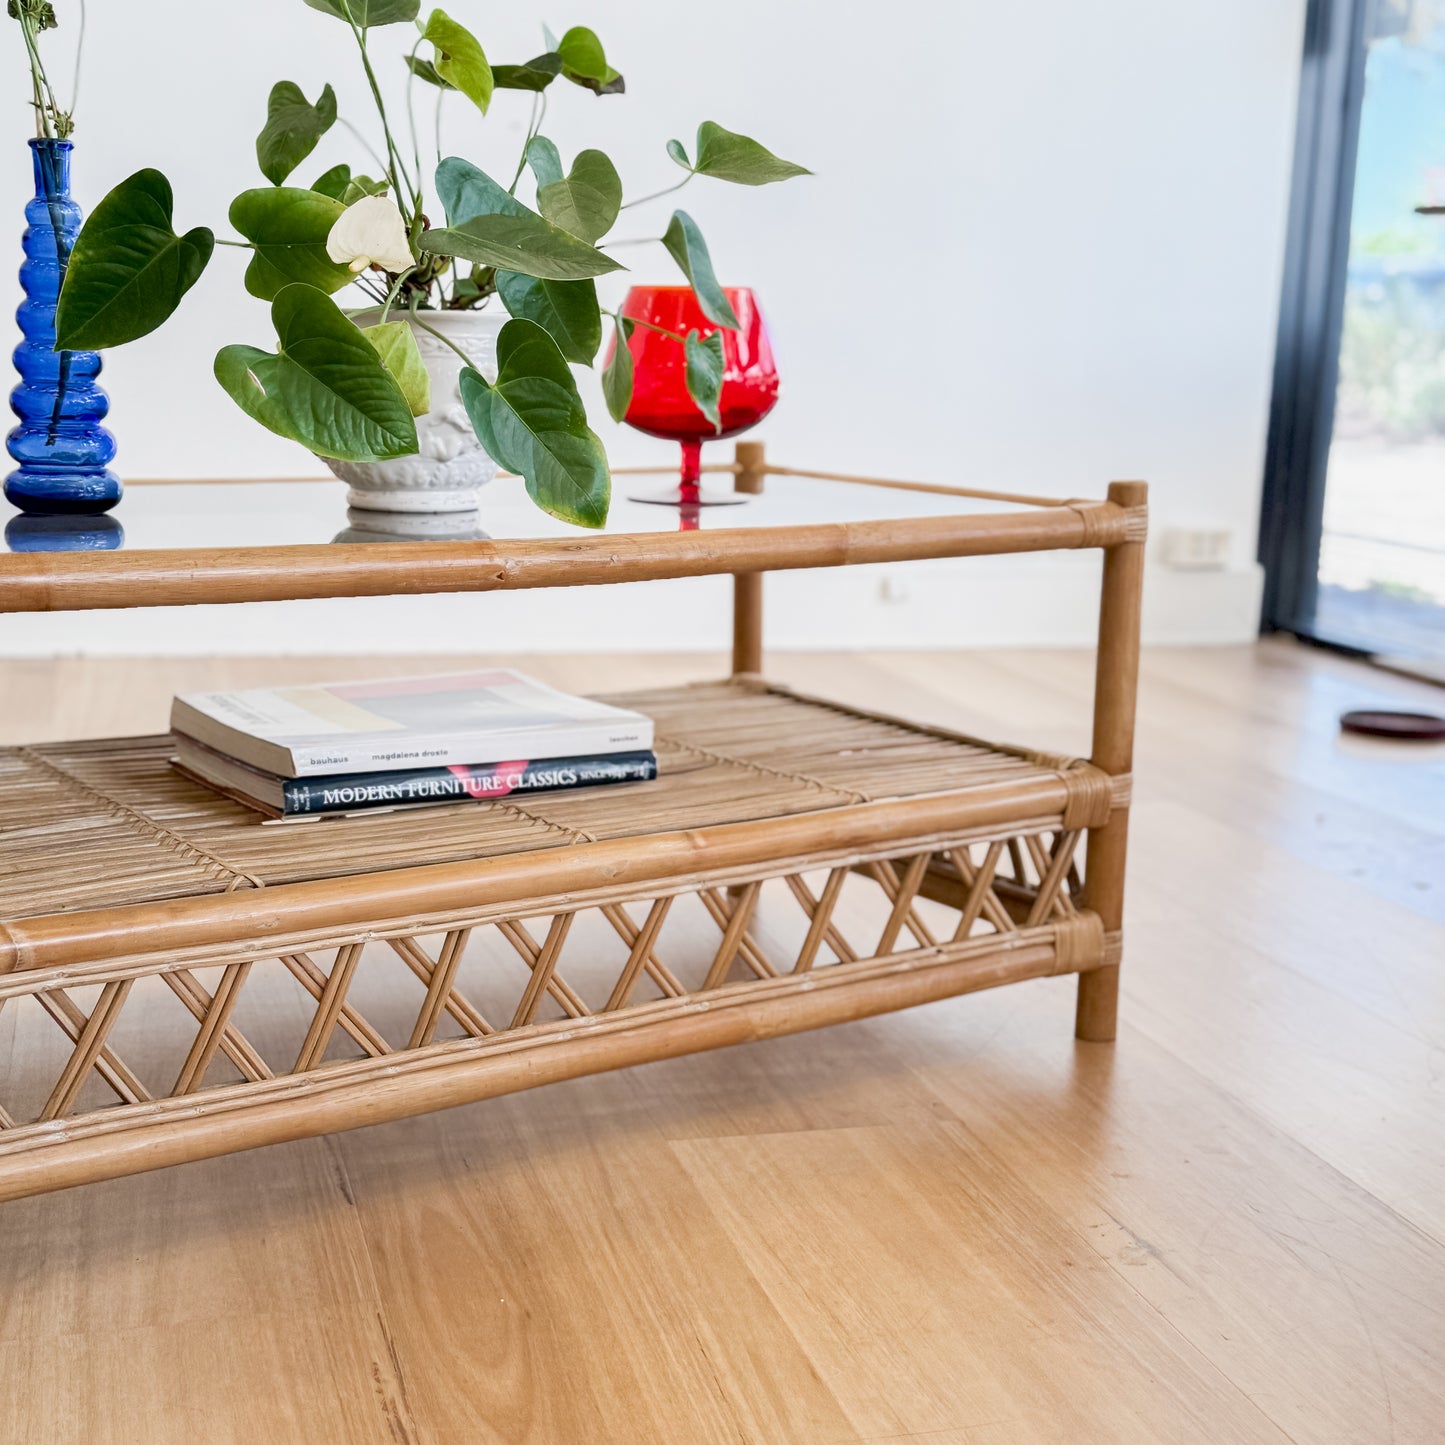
left=390, top=936, right=493, bottom=1038
left=173, top=960, right=252, bottom=1096
left=6, top=829, right=1085, bottom=1130
left=164, top=969, right=272, bottom=1083
left=38, top=987, right=151, bottom=1105
left=788, top=867, right=850, bottom=974
left=40, top=980, right=134, bottom=1120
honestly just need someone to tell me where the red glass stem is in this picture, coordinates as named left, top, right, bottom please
left=678, top=438, right=702, bottom=504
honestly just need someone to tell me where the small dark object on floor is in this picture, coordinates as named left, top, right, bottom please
left=1340, top=709, right=1445, bottom=741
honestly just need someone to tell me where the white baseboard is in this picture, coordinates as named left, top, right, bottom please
left=0, top=557, right=1264, bottom=657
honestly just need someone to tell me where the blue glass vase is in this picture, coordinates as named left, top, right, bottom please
left=5, top=139, right=120, bottom=515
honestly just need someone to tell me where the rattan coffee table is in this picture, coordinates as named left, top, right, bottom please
left=0, top=444, right=1145, bottom=1201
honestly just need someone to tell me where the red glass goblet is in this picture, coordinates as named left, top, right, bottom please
left=607, top=285, right=779, bottom=506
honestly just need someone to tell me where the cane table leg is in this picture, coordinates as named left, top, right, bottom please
left=731, top=440, right=767, bottom=677
left=1077, top=480, right=1147, bottom=1042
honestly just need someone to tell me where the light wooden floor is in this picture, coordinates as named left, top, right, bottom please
left=1, top=639, right=1443, bottom=1444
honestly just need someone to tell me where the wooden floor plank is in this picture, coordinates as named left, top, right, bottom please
left=332, top=1084, right=862, bottom=1444
left=897, top=993, right=1445, bottom=1444
left=669, top=1118, right=1293, bottom=1443
left=0, top=1311, right=422, bottom=1445
left=0, top=1135, right=381, bottom=1343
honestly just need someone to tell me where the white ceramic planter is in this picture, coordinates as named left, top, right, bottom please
left=323, top=307, right=504, bottom=513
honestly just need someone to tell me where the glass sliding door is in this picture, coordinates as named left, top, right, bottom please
left=1263, top=0, right=1445, bottom=665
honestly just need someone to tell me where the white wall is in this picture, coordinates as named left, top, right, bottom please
left=1, top=0, right=1305, bottom=653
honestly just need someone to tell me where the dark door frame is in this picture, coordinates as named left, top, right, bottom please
left=1259, top=0, right=1373, bottom=638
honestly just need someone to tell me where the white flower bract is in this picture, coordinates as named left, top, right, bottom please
left=326, top=195, right=413, bottom=274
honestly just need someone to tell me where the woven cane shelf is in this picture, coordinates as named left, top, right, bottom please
left=0, top=445, right=1146, bottom=1200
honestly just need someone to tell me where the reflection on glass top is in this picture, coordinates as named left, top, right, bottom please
left=2, top=474, right=1022, bottom=556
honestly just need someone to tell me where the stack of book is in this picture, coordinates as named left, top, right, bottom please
left=170, top=668, right=658, bottom=821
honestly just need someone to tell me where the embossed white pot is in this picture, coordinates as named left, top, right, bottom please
left=322, top=307, right=504, bottom=513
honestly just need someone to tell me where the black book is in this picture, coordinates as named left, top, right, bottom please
left=173, top=737, right=658, bottom=821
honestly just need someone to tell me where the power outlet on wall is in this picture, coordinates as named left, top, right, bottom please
left=1160, top=528, right=1233, bottom=571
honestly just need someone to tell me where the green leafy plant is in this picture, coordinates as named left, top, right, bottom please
left=7, top=0, right=79, bottom=139
left=52, top=2, right=809, bottom=526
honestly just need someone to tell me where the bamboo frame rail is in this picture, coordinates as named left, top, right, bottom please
left=760, top=464, right=1079, bottom=510
left=0, top=502, right=1143, bottom=614
left=0, top=443, right=1147, bottom=1197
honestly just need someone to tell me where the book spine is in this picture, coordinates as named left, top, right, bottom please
left=280, top=752, right=658, bottom=816
left=288, top=724, right=654, bottom=775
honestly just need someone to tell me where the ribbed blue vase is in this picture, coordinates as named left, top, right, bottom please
left=5, top=138, right=120, bottom=515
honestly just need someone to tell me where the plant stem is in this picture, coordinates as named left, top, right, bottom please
left=18, top=19, right=54, bottom=138
left=379, top=265, right=418, bottom=324
left=214, top=237, right=254, bottom=249
left=620, top=173, right=693, bottom=211
left=622, top=313, right=688, bottom=344
left=70, top=0, right=86, bottom=123
left=410, top=312, right=475, bottom=369
left=508, top=90, right=547, bottom=194
left=349, top=272, right=389, bottom=304
left=405, top=37, right=426, bottom=203
left=29, top=68, right=47, bottom=139
left=338, top=116, right=391, bottom=178
left=342, top=9, right=421, bottom=218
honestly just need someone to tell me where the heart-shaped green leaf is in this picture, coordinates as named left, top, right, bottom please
left=666, top=138, right=691, bottom=171
left=54, top=169, right=214, bottom=351
left=422, top=215, right=623, bottom=282
left=430, top=156, right=623, bottom=282
left=602, top=315, right=634, bottom=423
left=256, top=81, right=337, bottom=186
left=496, top=271, right=601, bottom=365
left=449, top=263, right=494, bottom=305
left=313, top=163, right=387, bottom=206
left=525, top=136, right=565, bottom=190
left=311, top=163, right=352, bottom=200
left=493, top=53, right=562, bottom=91
left=431, top=159, right=618, bottom=280
left=660, top=210, right=738, bottom=329
left=555, top=26, right=624, bottom=94
left=420, top=9, right=492, bottom=114
left=435, top=156, right=528, bottom=222
left=303, top=0, right=419, bottom=25
left=214, top=283, right=417, bottom=460
left=459, top=317, right=610, bottom=527
left=684, top=330, right=725, bottom=431
left=342, top=174, right=389, bottom=204
left=230, top=187, right=351, bottom=300
left=406, top=55, right=448, bottom=87
left=537, top=149, right=621, bottom=244
left=692, top=122, right=811, bottom=186
left=363, top=319, right=431, bottom=415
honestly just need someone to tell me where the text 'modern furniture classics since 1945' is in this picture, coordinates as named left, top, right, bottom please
left=0, top=443, right=1146, bottom=1201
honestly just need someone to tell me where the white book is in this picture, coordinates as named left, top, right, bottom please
left=170, top=668, right=655, bottom=778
